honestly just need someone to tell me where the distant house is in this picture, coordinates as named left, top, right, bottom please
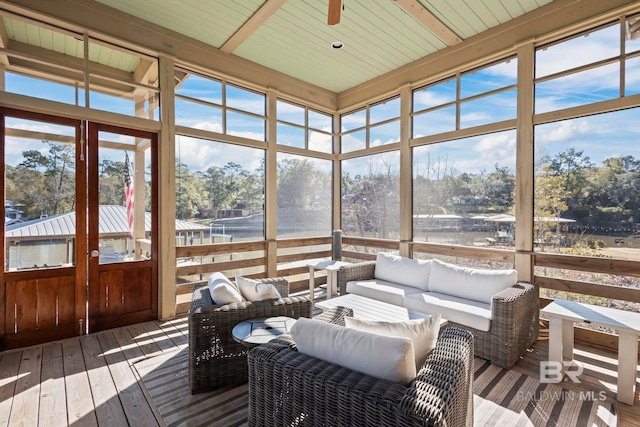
left=5, top=200, right=24, bottom=223
left=5, top=205, right=207, bottom=269
left=413, top=214, right=463, bottom=231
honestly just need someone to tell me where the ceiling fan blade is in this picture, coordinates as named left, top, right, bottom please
left=328, top=0, right=341, bottom=25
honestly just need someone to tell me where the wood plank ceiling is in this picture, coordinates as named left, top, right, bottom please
left=89, top=0, right=553, bottom=93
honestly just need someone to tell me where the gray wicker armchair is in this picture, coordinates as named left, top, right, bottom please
left=337, top=261, right=538, bottom=369
left=188, top=277, right=312, bottom=394
left=248, top=306, right=474, bottom=427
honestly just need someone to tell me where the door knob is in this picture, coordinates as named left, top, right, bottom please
left=90, top=250, right=100, bottom=258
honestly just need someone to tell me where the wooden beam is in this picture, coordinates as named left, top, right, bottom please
left=328, top=0, right=341, bottom=26
left=220, top=0, right=287, bottom=54
left=392, top=0, right=462, bottom=46
left=0, top=15, right=9, bottom=66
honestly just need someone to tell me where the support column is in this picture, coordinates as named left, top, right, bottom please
left=332, top=111, right=342, bottom=257
left=157, top=54, right=177, bottom=319
left=515, top=42, right=535, bottom=281
left=265, top=89, right=278, bottom=277
left=399, top=85, right=412, bottom=258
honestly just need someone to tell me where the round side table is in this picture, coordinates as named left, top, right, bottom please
left=232, top=316, right=297, bottom=348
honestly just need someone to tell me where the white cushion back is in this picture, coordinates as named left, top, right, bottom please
left=428, top=259, right=517, bottom=304
left=374, top=252, right=432, bottom=291
left=207, top=272, right=244, bottom=305
left=236, top=275, right=281, bottom=301
left=344, top=315, right=441, bottom=370
left=291, top=317, right=416, bottom=384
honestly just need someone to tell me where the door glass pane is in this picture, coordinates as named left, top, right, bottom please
left=98, top=132, right=152, bottom=263
left=5, top=118, right=76, bottom=271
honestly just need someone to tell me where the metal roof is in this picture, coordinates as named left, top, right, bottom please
left=5, top=205, right=207, bottom=239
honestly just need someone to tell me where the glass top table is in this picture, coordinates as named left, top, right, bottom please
left=232, top=316, right=297, bottom=348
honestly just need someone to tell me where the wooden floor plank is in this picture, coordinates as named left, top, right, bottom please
left=112, top=327, right=146, bottom=365
left=39, top=343, right=68, bottom=427
left=80, top=334, right=129, bottom=427
left=126, top=324, right=162, bottom=359
left=0, top=351, right=22, bottom=427
left=96, top=331, right=160, bottom=427
left=156, top=318, right=188, bottom=347
left=0, top=316, right=636, bottom=426
left=139, top=321, right=178, bottom=353
left=8, top=347, right=41, bottom=427
left=62, top=338, right=98, bottom=427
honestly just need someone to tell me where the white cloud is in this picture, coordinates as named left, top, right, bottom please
left=460, top=111, right=491, bottom=124
left=413, top=88, right=454, bottom=109
left=194, top=121, right=223, bottom=133
left=536, top=120, right=592, bottom=145
left=309, top=130, right=332, bottom=153
left=176, top=135, right=264, bottom=172
left=414, top=131, right=517, bottom=176
left=536, top=27, right=619, bottom=77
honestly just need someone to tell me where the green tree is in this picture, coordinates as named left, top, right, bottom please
left=175, top=161, right=205, bottom=219
left=277, top=158, right=324, bottom=209
left=535, top=166, right=569, bottom=250
left=99, top=159, right=125, bottom=206
left=485, top=164, right=515, bottom=208
left=542, top=148, right=594, bottom=214
left=7, top=141, right=75, bottom=219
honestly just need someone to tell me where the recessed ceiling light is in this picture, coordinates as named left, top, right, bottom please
left=331, top=41, right=344, bottom=49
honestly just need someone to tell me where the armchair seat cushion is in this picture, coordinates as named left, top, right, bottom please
left=403, top=291, right=492, bottom=332
left=346, top=279, right=423, bottom=306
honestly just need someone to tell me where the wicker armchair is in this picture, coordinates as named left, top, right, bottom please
left=188, top=277, right=312, bottom=394
left=248, top=306, right=474, bottom=427
left=336, top=261, right=539, bottom=369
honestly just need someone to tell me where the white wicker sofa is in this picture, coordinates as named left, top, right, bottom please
left=336, top=252, right=539, bottom=369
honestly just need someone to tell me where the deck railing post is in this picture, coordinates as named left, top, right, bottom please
left=332, top=230, right=342, bottom=260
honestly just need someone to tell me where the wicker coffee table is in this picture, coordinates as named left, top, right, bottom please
left=232, top=316, right=297, bottom=348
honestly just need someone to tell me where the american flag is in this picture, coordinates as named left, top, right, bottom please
left=124, top=152, right=135, bottom=237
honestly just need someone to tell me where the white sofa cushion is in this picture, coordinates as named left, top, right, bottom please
left=374, top=252, right=432, bottom=291
left=428, top=259, right=517, bottom=304
left=346, top=279, right=424, bottom=306
left=208, top=272, right=244, bottom=305
left=403, top=291, right=492, bottom=332
left=345, top=315, right=441, bottom=370
left=236, top=275, right=281, bottom=301
left=291, top=317, right=416, bottom=384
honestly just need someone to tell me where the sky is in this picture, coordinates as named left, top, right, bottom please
left=4, top=18, right=640, bottom=182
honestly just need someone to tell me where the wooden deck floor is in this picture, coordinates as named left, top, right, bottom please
left=1, top=315, right=640, bottom=426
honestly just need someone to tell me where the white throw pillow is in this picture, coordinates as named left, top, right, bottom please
left=291, top=317, right=416, bottom=384
left=374, top=252, right=432, bottom=291
left=344, top=314, right=441, bottom=370
left=236, top=275, right=281, bottom=301
left=428, top=259, right=517, bottom=304
left=207, top=272, right=244, bottom=305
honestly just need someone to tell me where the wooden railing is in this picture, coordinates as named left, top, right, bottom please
left=174, top=235, right=640, bottom=354
left=412, top=241, right=514, bottom=264
left=175, top=236, right=332, bottom=313
left=534, top=253, right=640, bottom=303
